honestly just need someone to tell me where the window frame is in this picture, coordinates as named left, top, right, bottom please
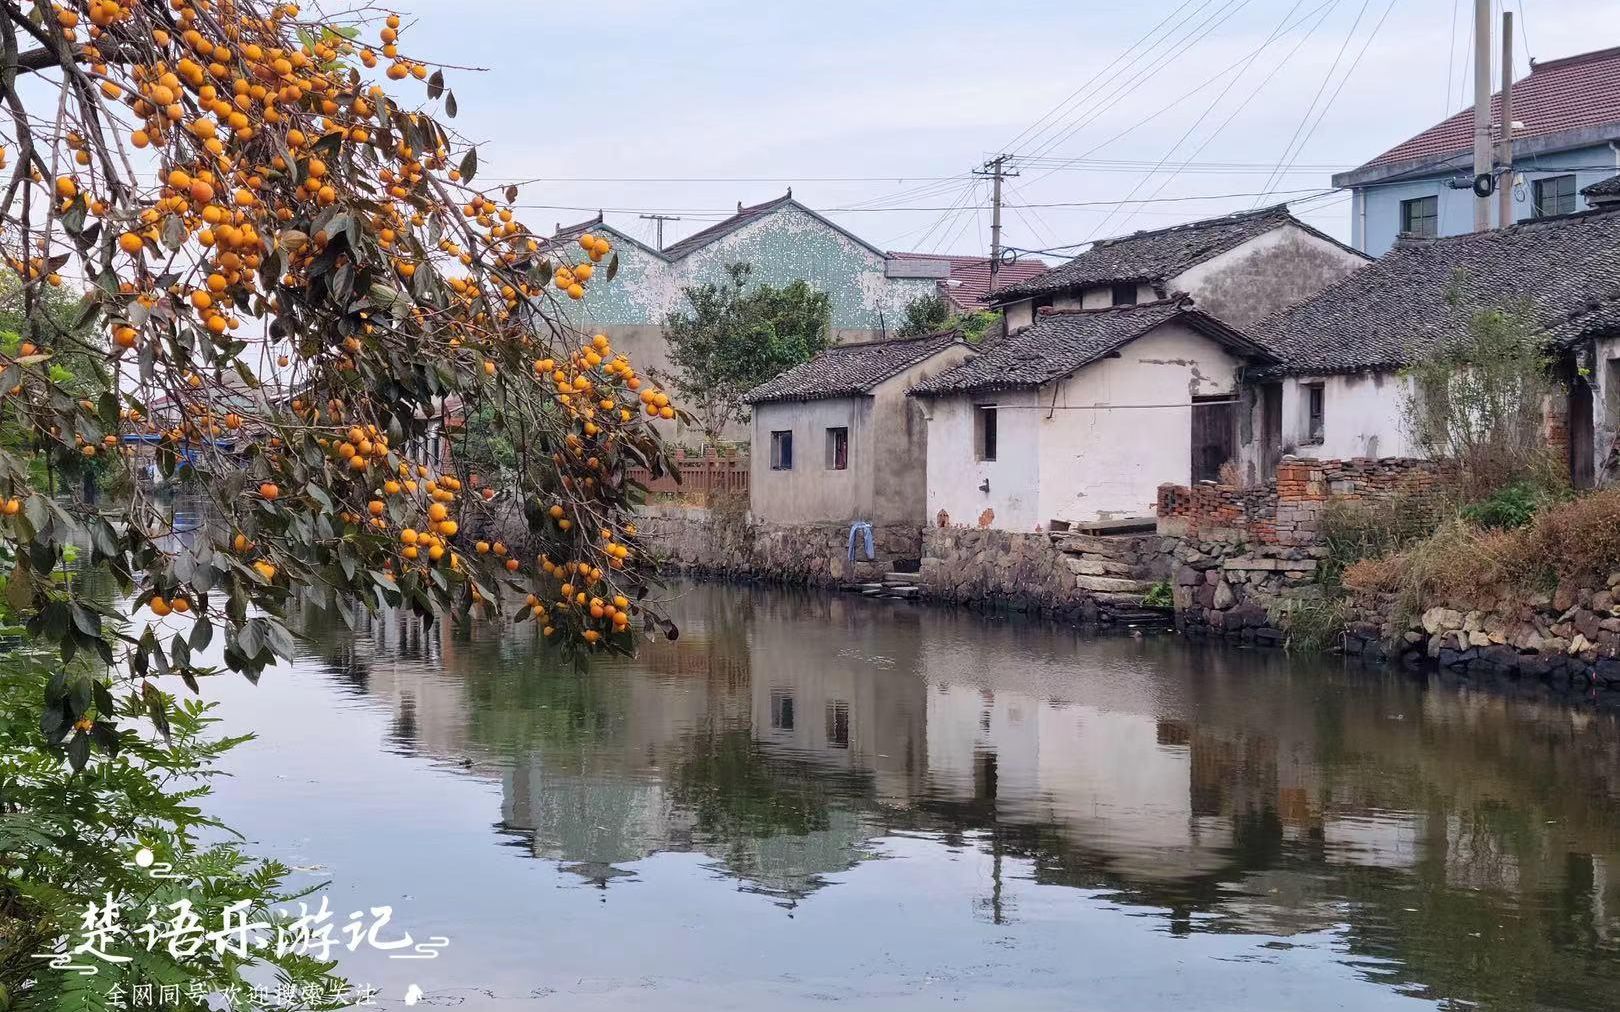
left=769, top=429, right=794, bottom=471
left=1110, top=282, right=1139, bottom=307
left=825, top=700, right=850, bottom=749
left=770, top=690, right=795, bottom=731
left=1399, top=196, right=1438, bottom=238
left=974, top=404, right=998, bottom=462
left=825, top=426, right=849, bottom=470
left=1305, top=383, right=1326, bottom=445
left=1533, top=174, right=1577, bottom=218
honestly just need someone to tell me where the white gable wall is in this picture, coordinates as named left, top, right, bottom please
left=1280, top=371, right=1419, bottom=460
left=1037, top=323, right=1243, bottom=523
left=922, top=387, right=1043, bottom=531
left=923, top=323, right=1246, bottom=531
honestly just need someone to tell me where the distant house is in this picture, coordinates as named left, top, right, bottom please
left=881, top=252, right=1049, bottom=314
left=1585, top=173, right=1620, bottom=210
left=542, top=194, right=947, bottom=419
left=1253, top=207, right=1620, bottom=487
left=987, top=205, right=1367, bottom=333
left=1334, top=45, right=1620, bottom=256
left=742, top=332, right=971, bottom=529
left=911, top=299, right=1278, bottom=531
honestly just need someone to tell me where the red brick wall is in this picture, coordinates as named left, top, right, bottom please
left=1157, top=457, right=1445, bottom=546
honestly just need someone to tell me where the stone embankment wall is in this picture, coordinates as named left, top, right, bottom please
left=919, top=529, right=1168, bottom=622
left=1157, top=457, right=1441, bottom=639
left=1343, top=577, right=1620, bottom=693
left=635, top=505, right=918, bottom=586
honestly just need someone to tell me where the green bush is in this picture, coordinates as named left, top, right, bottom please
left=1143, top=581, right=1173, bottom=609
left=0, top=653, right=346, bottom=1010
left=1460, top=481, right=1548, bottom=530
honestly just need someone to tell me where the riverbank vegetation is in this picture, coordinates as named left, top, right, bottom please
left=1289, top=301, right=1613, bottom=648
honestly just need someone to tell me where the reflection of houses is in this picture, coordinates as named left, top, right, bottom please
left=310, top=585, right=1620, bottom=954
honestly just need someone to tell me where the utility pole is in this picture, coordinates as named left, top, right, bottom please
left=1472, top=0, right=1493, bottom=231
left=638, top=213, right=682, bottom=251
left=1497, top=10, right=1515, bottom=228
left=974, top=154, right=1019, bottom=292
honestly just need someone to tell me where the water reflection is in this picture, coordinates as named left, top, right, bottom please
left=291, top=582, right=1620, bottom=1009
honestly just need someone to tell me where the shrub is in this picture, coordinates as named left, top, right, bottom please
left=0, top=653, right=346, bottom=1008
left=1143, top=581, right=1173, bottom=609
left=1460, top=481, right=1548, bottom=530
left=1317, top=486, right=1454, bottom=586
left=1523, top=487, right=1620, bottom=584
left=1277, top=596, right=1350, bottom=653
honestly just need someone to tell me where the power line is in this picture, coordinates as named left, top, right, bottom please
left=1015, top=0, right=1339, bottom=186
left=1001, top=0, right=1205, bottom=154
left=1256, top=0, right=1402, bottom=206
left=1255, top=0, right=1374, bottom=202
left=1019, top=0, right=1257, bottom=167
left=510, top=187, right=1335, bottom=219
left=1091, top=0, right=1309, bottom=241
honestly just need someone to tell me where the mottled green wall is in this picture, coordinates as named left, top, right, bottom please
left=557, top=204, right=937, bottom=335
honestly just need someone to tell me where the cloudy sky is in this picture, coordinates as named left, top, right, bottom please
left=387, top=0, right=1607, bottom=262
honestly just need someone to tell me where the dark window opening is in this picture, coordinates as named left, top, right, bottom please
left=1400, top=196, right=1438, bottom=238
left=825, top=426, right=848, bottom=470
left=1306, top=383, right=1325, bottom=444
left=1110, top=282, right=1139, bottom=307
left=1028, top=295, right=1054, bottom=321
left=770, top=691, right=795, bottom=731
left=1534, top=174, right=1577, bottom=217
left=769, top=430, right=793, bottom=470
left=974, top=405, right=997, bottom=462
left=825, top=700, right=850, bottom=748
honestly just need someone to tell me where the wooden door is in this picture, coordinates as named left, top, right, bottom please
left=1191, top=399, right=1237, bottom=484
left=1570, top=382, right=1595, bottom=489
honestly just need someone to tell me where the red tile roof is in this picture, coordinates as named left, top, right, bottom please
left=886, top=252, right=1049, bottom=311
left=1358, top=45, right=1620, bottom=171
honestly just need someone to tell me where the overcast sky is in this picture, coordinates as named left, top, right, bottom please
left=388, top=0, right=1608, bottom=263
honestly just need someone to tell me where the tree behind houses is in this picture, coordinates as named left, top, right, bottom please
left=662, top=263, right=831, bottom=444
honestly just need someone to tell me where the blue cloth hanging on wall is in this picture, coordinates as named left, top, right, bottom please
left=847, top=522, right=875, bottom=563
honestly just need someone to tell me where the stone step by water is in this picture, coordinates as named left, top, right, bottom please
left=883, top=572, right=920, bottom=586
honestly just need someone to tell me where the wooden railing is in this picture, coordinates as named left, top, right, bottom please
left=628, top=446, right=749, bottom=501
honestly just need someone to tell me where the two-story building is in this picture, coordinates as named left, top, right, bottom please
left=1334, top=44, right=1620, bottom=256
left=544, top=194, right=951, bottom=418
left=987, top=204, right=1367, bottom=334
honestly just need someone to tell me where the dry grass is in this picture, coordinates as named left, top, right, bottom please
left=1342, top=489, right=1620, bottom=635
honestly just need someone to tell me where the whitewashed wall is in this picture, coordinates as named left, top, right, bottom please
left=923, top=324, right=1245, bottom=531
left=922, top=387, right=1043, bottom=531
left=1281, top=371, right=1419, bottom=460
left=1036, top=324, right=1242, bottom=523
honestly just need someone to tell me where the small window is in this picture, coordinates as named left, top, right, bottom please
left=1533, top=175, right=1577, bottom=217
left=1305, top=383, right=1325, bottom=444
left=769, top=430, right=793, bottom=470
left=1400, top=196, right=1438, bottom=238
left=825, top=700, right=850, bottom=748
left=825, top=426, right=848, bottom=470
left=770, top=690, right=795, bottom=731
left=1110, top=282, right=1139, bottom=307
left=1029, top=295, right=1054, bottom=318
left=974, top=405, right=997, bottom=462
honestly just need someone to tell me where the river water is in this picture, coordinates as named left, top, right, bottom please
left=194, top=581, right=1620, bottom=1011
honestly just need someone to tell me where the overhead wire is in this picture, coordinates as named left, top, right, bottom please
left=1089, top=0, right=1309, bottom=241
left=1001, top=0, right=1206, bottom=155
left=1255, top=0, right=1403, bottom=205
left=1012, top=0, right=1339, bottom=187
left=1254, top=0, right=1375, bottom=202
left=1017, top=0, right=1256, bottom=168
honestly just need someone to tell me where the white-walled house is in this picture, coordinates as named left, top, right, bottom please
left=990, top=205, right=1368, bottom=334
left=912, top=299, right=1279, bottom=532
left=742, top=332, right=972, bottom=527
left=1253, top=207, right=1620, bottom=486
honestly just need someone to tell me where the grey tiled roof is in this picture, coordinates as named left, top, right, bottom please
left=1583, top=173, right=1620, bottom=198
left=910, top=299, right=1274, bottom=396
left=1255, top=208, right=1620, bottom=374
left=743, top=331, right=962, bottom=404
left=990, top=205, right=1360, bottom=302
